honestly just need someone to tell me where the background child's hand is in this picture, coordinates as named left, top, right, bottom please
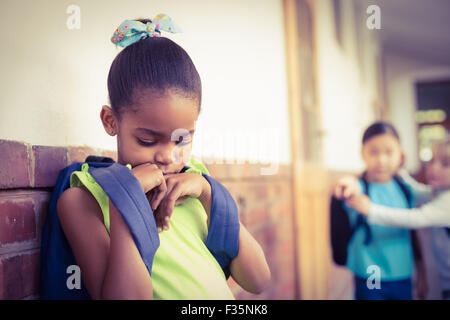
left=155, top=172, right=210, bottom=231
left=333, top=176, right=360, bottom=199
left=345, top=194, right=371, bottom=215
left=131, top=163, right=167, bottom=211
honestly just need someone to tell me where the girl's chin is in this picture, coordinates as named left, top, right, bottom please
left=368, top=172, right=393, bottom=183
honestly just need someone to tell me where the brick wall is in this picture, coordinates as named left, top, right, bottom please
left=0, top=140, right=117, bottom=299
left=206, top=162, right=296, bottom=299
left=0, top=139, right=297, bottom=300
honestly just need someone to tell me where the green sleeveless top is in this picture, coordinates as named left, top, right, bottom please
left=69, top=157, right=235, bottom=300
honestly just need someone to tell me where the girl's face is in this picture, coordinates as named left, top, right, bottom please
left=361, top=133, right=404, bottom=183
left=101, top=90, right=199, bottom=174
left=426, top=151, right=450, bottom=190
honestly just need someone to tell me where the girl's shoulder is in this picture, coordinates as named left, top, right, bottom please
left=57, top=184, right=105, bottom=226
left=68, top=164, right=111, bottom=232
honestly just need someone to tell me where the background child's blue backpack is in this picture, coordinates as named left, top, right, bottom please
left=40, top=156, right=240, bottom=300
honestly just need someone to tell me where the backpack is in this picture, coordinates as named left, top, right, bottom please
left=40, top=156, right=239, bottom=299
left=40, top=156, right=115, bottom=299
left=330, top=173, right=413, bottom=266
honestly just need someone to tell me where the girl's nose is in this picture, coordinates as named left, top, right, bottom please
left=377, top=154, right=387, bottom=165
left=154, top=143, right=175, bottom=166
left=427, top=161, right=440, bottom=175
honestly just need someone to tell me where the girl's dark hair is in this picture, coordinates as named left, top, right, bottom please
left=362, top=121, right=400, bottom=144
left=107, top=19, right=202, bottom=119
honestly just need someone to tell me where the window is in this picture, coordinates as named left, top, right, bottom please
left=415, top=80, right=450, bottom=162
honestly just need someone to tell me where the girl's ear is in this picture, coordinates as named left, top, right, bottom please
left=100, top=105, right=117, bottom=136
left=399, top=150, right=406, bottom=168
left=360, top=146, right=366, bottom=162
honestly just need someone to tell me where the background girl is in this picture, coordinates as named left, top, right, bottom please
left=332, top=121, right=425, bottom=300
left=343, top=136, right=450, bottom=300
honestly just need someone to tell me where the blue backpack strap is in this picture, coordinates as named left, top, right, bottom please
left=88, top=163, right=160, bottom=275
left=40, top=161, right=113, bottom=299
left=40, top=162, right=88, bottom=299
left=355, top=172, right=372, bottom=245
left=393, top=175, right=413, bottom=208
left=182, top=166, right=240, bottom=277
left=199, top=172, right=240, bottom=279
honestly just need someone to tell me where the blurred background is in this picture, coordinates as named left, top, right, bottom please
left=0, top=0, right=449, bottom=299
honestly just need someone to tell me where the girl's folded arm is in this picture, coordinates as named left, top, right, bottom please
left=101, top=199, right=153, bottom=299
left=57, top=187, right=153, bottom=300
left=229, top=223, right=271, bottom=294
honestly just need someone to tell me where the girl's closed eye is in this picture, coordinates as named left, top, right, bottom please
left=137, top=137, right=191, bottom=147
left=137, top=138, right=156, bottom=146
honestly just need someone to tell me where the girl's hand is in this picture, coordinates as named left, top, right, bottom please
left=333, top=176, right=360, bottom=199
left=131, top=163, right=167, bottom=211
left=155, top=172, right=210, bottom=231
left=345, top=194, right=371, bottom=215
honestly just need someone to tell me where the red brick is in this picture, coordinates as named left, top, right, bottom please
left=272, top=181, right=293, bottom=203
left=245, top=206, right=271, bottom=230
left=0, top=140, right=31, bottom=189
left=274, top=201, right=293, bottom=220
left=0, top=199, right=36, bottom=245
left=67, top=146, right=117, bottom=164
left=254, top=184, right=269, bottom=200
left=221, top=181, right=245, bottom=200
left=256, top=226, right=278, bottom=249
left=276, top=279, right=296, bottom=299
left=204, top=162, right=230, bottom=180
left=32, top=145, right=68, bottom=187
left=100, top=150, right=118, bottom=162
left=22, top=252, right=40, bottom=298
left=67, top=146, right=96, bottom=164
left=0, top=255, right=22, bottom=299
left=0, top=260, right=2, bottom=298
left=227, top=163, right=247, bottom=180
left=0, top=251, right=40, bottom=299
left=37, top=200, right=49, bottom=236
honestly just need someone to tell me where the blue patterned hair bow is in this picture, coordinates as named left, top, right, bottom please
left=111, top=13, right=181, bottom=47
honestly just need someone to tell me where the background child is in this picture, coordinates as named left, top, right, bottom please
left=57, top=15, right=270, bottom=299
left=332, top=121, right=425, bottom=300
left=343, top=136, right=450, bottom=299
